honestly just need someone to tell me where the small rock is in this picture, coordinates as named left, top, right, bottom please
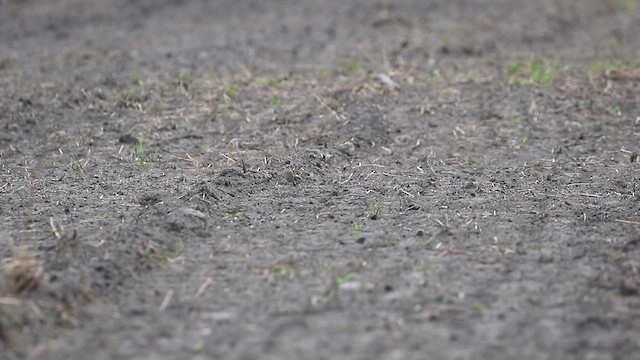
left=119, top=134, right=139, bottom=144
left=338, top=141, right=356, bottom=156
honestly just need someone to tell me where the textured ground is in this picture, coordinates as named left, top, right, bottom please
left=1, top=0, right=640, bottom=359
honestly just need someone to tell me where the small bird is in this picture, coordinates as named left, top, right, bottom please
left=373, top=73, right=401, bottom=90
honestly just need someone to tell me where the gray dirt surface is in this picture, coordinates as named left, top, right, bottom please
left=1, top=0, right=640, bottom=359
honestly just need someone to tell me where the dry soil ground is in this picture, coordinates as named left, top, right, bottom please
left=1, top=0, right=640, bottom=359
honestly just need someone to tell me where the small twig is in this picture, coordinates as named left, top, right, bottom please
left=49, top=217, right=66, bottom=240
left=220, top=152, right=239, bottom=164
left=159, top=289, right=174, bottom=312
left=426, top=215, right=444, bottom=227
left=615, top=219, right=640, bottom=225
left=27, top=300, right=44, bottom=320
left=580, top=193, right=602, bottom=198
left=397, top=188, right=415, bottom=197
left=313, top=93, right=346, bottom=121
left=193, top=277, right=213, bottom=299
left=340, top=172, right=353, bottom=184
left=0, top=297, right=22, bottom=305
left=364, top=171, right=376, bottom=181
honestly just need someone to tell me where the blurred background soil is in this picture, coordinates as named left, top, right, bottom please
left=1, top=1, right=639, bottom=359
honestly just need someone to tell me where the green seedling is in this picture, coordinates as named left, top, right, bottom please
left=125, top=85, right=143, bottom=100
left=352, top=221, right=362, bottom=232
left=426, top=68, right=443, bottom=82
left=473, top=301, right=492, bottom=311
left=506, top=57, right=559, bottom=87
left=176, top=70, right=190, bottom=88
left=591, top=54, right=639, bottom=76
left=133, top=136, right=148, bottom=168
left=163, top=243, right=187, bottom=259
left=506, top=61, right=524, bottom=77
left=72, top=162, right=85, bottom=181
left=253, top=76, right=282, bottom=86
left=591, top=53, right=609, bottom=74
left=617, top=0, right=636, bottom=11
left=70, top=154, right=89, bottom=180
left=530, top=57, right=556, bottom=87
left=342, top=61, right=363, bottom=74
left=591, top=53, right=628, bottom=74
left=192, top=145, right=202, bottom=157
left=336, top=272, right=356, bottom=287
left=134, top=136, right=144, bottom=157
left=270, top=95, right=281, bottom=106
left=609, top=104, right=622, bottom=116
left=318, top=68, right=331, bottom=79
left=225, top=84, right=239, bottom=99
left=272, top=265, right=295, bottom=275
left=521, top=132, right=530, bottom=145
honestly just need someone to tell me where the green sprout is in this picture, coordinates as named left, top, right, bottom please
left=352, top=221, right=362, bottom=232
left=125, top=85, right=144, bottom=100
left=134, top=136, right=144, bottom=157
left=617, top=0, right=636, bottom=11
left=342, top=61, right=363, bottom=74
left=591, top=54, right=639, bottom=76
left=133, top=136, right=148, bottom=168
left=72, top=162, right=85, bottom=181
left=225, top=84, right=239, bottom=99
left=590, top=54, right=609, bottom=74
left=521, top=132, right=530, bottom=145
left=272, top=265, right=295, bottom=275
left=192, top=145, right=202, bottom=157
left=176, top=69, right=190, bottom=88
left=609, top=104, right=622, bottom=116
left=336, top=272, right=356, bottom=287
left=506, top=57, right=559, bottom=87
left=506, top=62, right=524, bottom=77
left=318, top=68, right=331, bottom=79
left=473, top=301, right=492, bottom=311
left=530, top=57, right=557, bottom=87
left=270, top=95, right=281, bottom=106
left=163, top=243, right=187, bottom=259
left=253, top=76, right=282, bottom=86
